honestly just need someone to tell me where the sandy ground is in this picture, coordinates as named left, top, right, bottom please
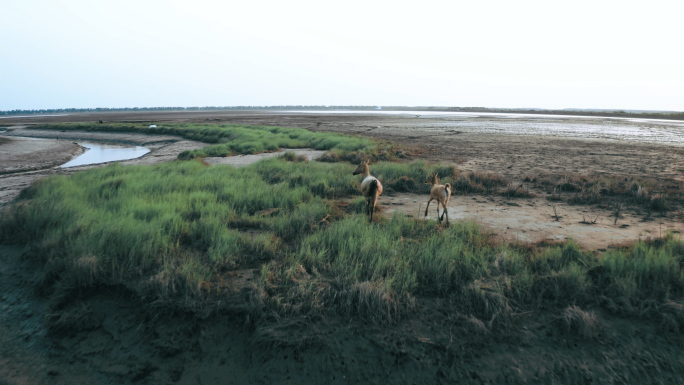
left=382, top=192, right=682, bottom=251
left=0, top=136, right=84, bottom=174
left=2, top=110, right=684, bottom=384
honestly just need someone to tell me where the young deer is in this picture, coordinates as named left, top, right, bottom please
left=425, top=173, right=451, bottom=225
left=352, top=160, right=383, bottom=222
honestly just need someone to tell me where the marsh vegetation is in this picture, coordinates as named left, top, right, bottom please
left=2, top=123, right=684, bottom=337
left=32, top=122, right=400, bottom=162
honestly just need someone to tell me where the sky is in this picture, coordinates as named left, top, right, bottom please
left=1, top=0, right=683, bottom=111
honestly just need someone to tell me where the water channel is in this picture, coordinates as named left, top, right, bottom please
left=60, top=142, right=150, bottom=168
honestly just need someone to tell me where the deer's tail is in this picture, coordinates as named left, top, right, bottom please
left=369, top=178, right=379, bottom=199
left=444, top=183, right=451, bottom=197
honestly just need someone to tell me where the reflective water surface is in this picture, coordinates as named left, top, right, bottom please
left=60, top=142, right=150, bottom=168
left=292, top=110, right=684, bottom=146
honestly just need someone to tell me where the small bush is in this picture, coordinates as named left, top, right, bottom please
left=278, top=152, right=308, bottom=162
left=317, top=152, right=341, bottom=162
left=452, top=174, right=484, bottom=194
left=469, top=171, right=506, bottom=193
left=561, top=305, right=601, bottom=339
left=501, top=182, right=536, bottom=198
left=568, top=187, right=603, bottom=205
left=387, top=176, right=417, bottom=192
left=650, top=194, right=668, bottom=211
left=431, top=164, right=460, bottom=179
left=634, top=185, right=649, bottom=203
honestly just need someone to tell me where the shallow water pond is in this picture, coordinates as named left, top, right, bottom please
left=60, top=142, right=150, bottom=168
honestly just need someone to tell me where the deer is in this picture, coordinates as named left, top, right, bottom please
left=352, top=160, right=383, bottom=222
left=425, top=173, right=451, bottom=226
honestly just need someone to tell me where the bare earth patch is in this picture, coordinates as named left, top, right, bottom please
left=382, top=192, right=682, bottom=250
left=0, top=136, right=83, bottom=174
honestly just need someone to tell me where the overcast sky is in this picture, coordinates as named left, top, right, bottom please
left=1, top=1, right=682, bottom=111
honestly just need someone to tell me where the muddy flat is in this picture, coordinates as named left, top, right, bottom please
left=0, top=136, right=83, bottom=174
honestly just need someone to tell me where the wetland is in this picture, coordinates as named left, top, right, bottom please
left=1, top=110, right=684, bottom=384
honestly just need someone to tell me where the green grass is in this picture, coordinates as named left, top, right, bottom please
left=258, top=213, right=684, bottom=324
left=3, top=128, right=684, bottom=329
left=4, top=158, right=684, bottom=328
left=31, top=122, right=386, bottom=160
left=0, top=158, right=459, bottom=303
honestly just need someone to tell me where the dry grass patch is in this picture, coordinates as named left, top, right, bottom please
left=560, top=305, right=601, bottom=339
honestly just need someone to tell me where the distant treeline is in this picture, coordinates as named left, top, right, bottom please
left=437, top=107, right=684, bottom=121
left=2, top=105, right=683, bottom=120
left=0, top=106, right=265, bottom=115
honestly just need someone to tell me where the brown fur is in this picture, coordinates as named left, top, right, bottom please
left=353, top=161, right=383, bottom=222
left=425, top=173, right=451, bottom=225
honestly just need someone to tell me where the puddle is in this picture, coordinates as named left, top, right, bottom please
left=60, top=142, right=150, bottom=168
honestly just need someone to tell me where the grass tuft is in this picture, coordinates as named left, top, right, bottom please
left=560, top=305, right=601, bottom=339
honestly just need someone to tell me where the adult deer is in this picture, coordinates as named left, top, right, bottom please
left=425, top=173, right=451, bottom=226
left=352, top=160, right=383, bottom=222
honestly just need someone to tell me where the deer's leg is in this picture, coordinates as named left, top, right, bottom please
left=425, top=198, right=433, bottom=218
left=442, top=203, right=449, bottom=226
left=436, top=201, right=441, bottom=222
left=369, top=196, right=376, bottom=222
